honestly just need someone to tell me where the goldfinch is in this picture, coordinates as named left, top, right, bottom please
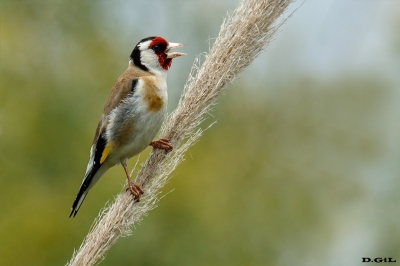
left=70, top=36, right=186, bottom=217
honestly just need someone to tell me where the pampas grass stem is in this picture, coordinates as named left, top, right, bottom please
left=67, top=0, right=299, bottom=265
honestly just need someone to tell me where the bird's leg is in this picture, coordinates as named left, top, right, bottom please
left=149, top=138, right=173, bottom=152
left=121, top=158, right=144, bottom=201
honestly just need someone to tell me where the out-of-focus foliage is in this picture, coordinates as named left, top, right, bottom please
left=1, top=1, right=400, bottom=266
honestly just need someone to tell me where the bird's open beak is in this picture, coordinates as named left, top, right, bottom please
left=166, top=43, right=186, bottom=59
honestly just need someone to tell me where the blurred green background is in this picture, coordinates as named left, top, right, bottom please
left=1, top=1, right=400, bottom=265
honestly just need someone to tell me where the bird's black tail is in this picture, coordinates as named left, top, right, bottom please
left=70, top=134, right=108, bottom=217
left=69, top=172, right=93, bottom=218
left=69, top=188, right=88, bottom=218
left=70, top=157, right=107, bottom=217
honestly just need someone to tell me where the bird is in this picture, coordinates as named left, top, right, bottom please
left=69, top=36, right=186, bottom=217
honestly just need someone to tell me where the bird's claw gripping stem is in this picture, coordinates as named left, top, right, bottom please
left=126, top=179, right=144, bottom=201
left=149, top=138, right=173, bottom=152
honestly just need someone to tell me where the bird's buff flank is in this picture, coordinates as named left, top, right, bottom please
left=69, top=36, right=186, bottom=217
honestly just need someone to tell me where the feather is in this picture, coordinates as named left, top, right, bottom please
left=70, top=64, right=147, bottom=217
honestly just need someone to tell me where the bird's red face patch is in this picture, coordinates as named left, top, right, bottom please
left=149, top=37, right=172, bottom=70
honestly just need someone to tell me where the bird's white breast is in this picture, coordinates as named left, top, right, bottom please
left=105, top=76, right=168, bottom=164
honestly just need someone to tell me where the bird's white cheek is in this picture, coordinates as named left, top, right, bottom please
left=141, top=52, right=159, bottom=68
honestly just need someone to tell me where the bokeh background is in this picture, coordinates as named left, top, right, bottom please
left=1, top=0, right=400, bottom=265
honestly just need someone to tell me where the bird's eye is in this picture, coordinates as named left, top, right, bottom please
left=152, top=45, right=161, bottom=52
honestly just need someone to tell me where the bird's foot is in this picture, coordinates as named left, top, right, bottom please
left=149, top=138, right=173, bottom=152
left=126, top=179, right=144, bottom=201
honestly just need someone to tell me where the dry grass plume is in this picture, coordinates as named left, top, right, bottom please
left=67, top=0, right=299, bottom=265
